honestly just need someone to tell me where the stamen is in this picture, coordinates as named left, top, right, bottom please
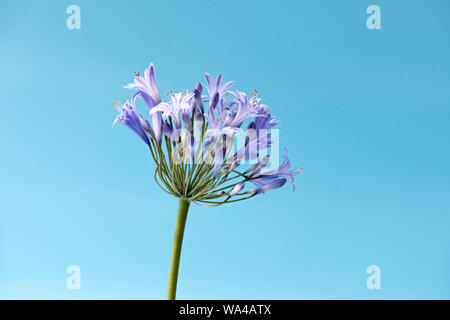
left=113, top=98, right=121, bottom=108
left=251, top=89, right=259, bottom=106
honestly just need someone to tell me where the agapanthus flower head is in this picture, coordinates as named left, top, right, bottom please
left=113, top=63, right=301, bottom=206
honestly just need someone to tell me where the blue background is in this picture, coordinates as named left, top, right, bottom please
left=0, top=0, right=449, bottom=299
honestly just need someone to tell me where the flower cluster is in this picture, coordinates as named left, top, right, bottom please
left=113, top=63, right=301, bottom=206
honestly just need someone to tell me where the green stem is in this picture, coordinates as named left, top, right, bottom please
left=167, top=199, right=190, bottom=300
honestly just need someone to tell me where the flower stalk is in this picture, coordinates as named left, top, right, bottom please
left=167, top=199, right=190, bottom=300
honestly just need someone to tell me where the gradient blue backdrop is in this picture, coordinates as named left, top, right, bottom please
left=0, top=0, right=449, bottom=299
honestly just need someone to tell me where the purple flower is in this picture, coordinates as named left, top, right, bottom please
left=124, top=63, right=161, bottom=106
left=124, top=63, right=163, bottom=143
left=204, top=73, right=234, bottom=100
left=251, top=147, right=300, bottom=192
left=247, top=178, right=287, bottom=195
left=229, top=182, right=245, bottom=196
left=150, top=92, right=194, bottom=129
left=113, top=100, right=150, bottom=145
left=205, top=109, right=239, bottom=138
left=163, top=121, right=175, bottom=140
left=192, top=82, right=204, bottom=113
left=253, top=105, right=279, bottom=130
left=226, top=91, right=261, bottom=128
left=205, top=91, right=262, bottom=139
